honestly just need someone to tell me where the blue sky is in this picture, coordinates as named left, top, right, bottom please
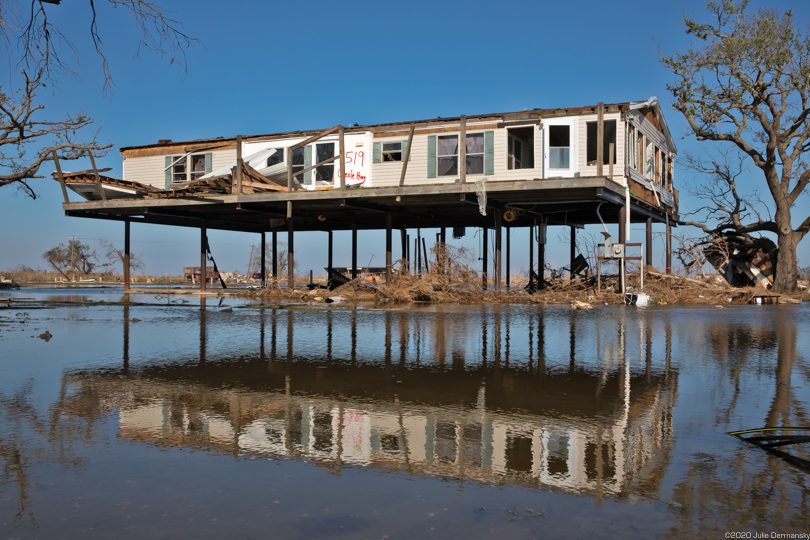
left=1, top=0, right=809, bottom=277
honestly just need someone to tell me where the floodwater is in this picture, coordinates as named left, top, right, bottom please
left=1, top=290, right=808, bottom=539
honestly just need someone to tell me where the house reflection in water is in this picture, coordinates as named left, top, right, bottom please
left=67, top=305, right=677, bottom=499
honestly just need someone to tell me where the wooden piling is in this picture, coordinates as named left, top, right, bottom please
left=200, top=226, right=207, bottom=291
left=124, top=220, right=131, bottom=291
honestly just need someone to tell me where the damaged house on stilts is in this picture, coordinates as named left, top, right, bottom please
left=53, top=97, right=679, bottom=291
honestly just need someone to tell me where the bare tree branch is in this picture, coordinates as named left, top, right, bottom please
left=16, top=0, right=199, bottom=96
left=0, top=69, right=111, bottom=199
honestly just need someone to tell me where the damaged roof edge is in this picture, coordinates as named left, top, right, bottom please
left=119, top=100, right=647, bottom=154
left=629, top=96, right=678, bottom=156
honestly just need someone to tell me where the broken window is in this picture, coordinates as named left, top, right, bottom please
left=190, top=154, right=206, bottom=181
left=438, top=133, right=485, bottom=176
left=172, top=155, right=186, bottom=183
left=265, top=148, right=284, bottom=167
left=291, top=147, right=305, bottom=179
left=507, top=126, right=534, bottom=170
left=382, top=142, right=402, bottom=162
left=315, top=142, right=335, bottom=181
left=171, top=153, right=207, bottom=183
left=548, top=125, right=570, bottom=169
left=586, top=120, right=617, bottom=165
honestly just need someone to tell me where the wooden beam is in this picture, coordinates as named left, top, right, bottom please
left=505, top=224, right=510, bottom=290
left=200, top=226, right=207, bottom=292
left=123, top=219, right=131, bottom=291
left=482, top=226, right=488, bottom=290
left=352, top=227, right=358, bottom=279
left=272, top=231, right=278, bottom=287
left=646, top=217, right=653, bottom=267
left=495, top=211, right=502, bottom=292
left=88, top=152, right=106, bottom=202
left=339, top=125, right=346, bottom=189
left=290, top=125, right=341, bottom=152
left=52, top=151, right=69, bottom=204
left=596, top=102, right=604, bottom=177
left=261, top=231, right=266, bottom=288
left=287, top=148, right=293, bottom=192
left=399, top=124, right=415, bottom=186
left=236, top=135, right=243, bottom=194
left=459, top=115, right=467, bottom=184
left=385, top=213, right=392, bottom=285
left=288, top=219, right=295, bottom=290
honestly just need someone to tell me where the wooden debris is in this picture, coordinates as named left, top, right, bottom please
left=570, top=300, right=593, bottom=310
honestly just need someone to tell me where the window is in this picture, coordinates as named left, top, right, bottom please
left=438, top=135, right=459, bottom=176
left=168, top=153, right=210, bottom=186
left=315, top=142, right=334, bottom=181
left=438, top=133, right=484, bottom=176
left=265, top=148, right=284, bottom=167
left=382, top=142, right=402, bottom=162
left=507, top=126, right=534, bottom=170
left=548, top=125, right=570, bottom=169
left=427, top=131, right=493, bottom=178
left=373, top=140, right=410, bottom=163
left=291, top=147, right=305, bottom=179
left=586, top=120, right=617, bottom=165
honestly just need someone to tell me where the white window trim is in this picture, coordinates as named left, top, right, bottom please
left=503, top=125, right=539, bottom=172
left=543, top=118, right=577, bottom=178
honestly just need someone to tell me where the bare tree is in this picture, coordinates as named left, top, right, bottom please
left=1, top=1, right=198, bottom=198
left=247, top=241, right=295, bottom=283
left=100, top=239, right=144, bottom=273
left=661, top=0, right=810, bottom=292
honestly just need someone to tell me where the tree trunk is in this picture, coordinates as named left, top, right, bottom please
left=773, top=207, right=799, bottom=293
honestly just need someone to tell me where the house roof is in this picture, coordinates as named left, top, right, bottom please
left=119, top=98, right=675, bottom=155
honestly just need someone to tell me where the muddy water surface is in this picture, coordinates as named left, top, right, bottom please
left=1, top=292, right=808, bottom=539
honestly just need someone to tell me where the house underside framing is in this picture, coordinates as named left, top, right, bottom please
left=61, top=175, right=676, bottom=291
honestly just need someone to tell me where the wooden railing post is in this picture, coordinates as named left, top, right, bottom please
left=459, top=115, right=467, bottom=184
left=339, top=125, right=346, bottom=189
left=52, top=151, right=69, bottom=203
left=88, top=151, right=106, bottom=201
left=236, top=134, right=243, bottom=194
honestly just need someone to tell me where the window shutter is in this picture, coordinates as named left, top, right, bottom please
left=427, top=135, right=437, bottom=178
left=165, top=156, right=172, bottom=188
left=304, top=145, right=312, bottom=185
left=373, top=142, right=382, bottom=163
left=484, top=131, right=494, bottom=175
left=402, top=140, right=411, bottom=161
left=204, top=153, right=212, bottom=174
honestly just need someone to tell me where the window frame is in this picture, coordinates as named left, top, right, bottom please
left=437, top=132, right=485, bottom=177
left=543, top=118, right=576, bottom=177
left=585, top=119, right=618, bottom=166
left=171, top=153, right=208, bottom=184
left=505, top=125, right=536, bottom=171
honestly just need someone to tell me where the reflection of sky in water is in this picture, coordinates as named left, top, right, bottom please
left=1, top=299, right=808, bottom=538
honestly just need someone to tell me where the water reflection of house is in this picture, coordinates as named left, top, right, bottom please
left=66, top=364, right=676, bottom=497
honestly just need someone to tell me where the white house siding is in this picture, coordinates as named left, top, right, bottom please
left=575, top=112, right=625, bottom=183
left=370, top=123, right=547, bottom=188
left=122, top=154, right=166, bottom=189
left=370, top=133, right=431, bottom=188
left=491, top=124, right=545, bottom=182
left=627, top=109, right=668, bottom=151
left=123, top=149, right=235, bottom=189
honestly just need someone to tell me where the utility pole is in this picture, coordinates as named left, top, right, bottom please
left=247, top=244, right=255, bottom=277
